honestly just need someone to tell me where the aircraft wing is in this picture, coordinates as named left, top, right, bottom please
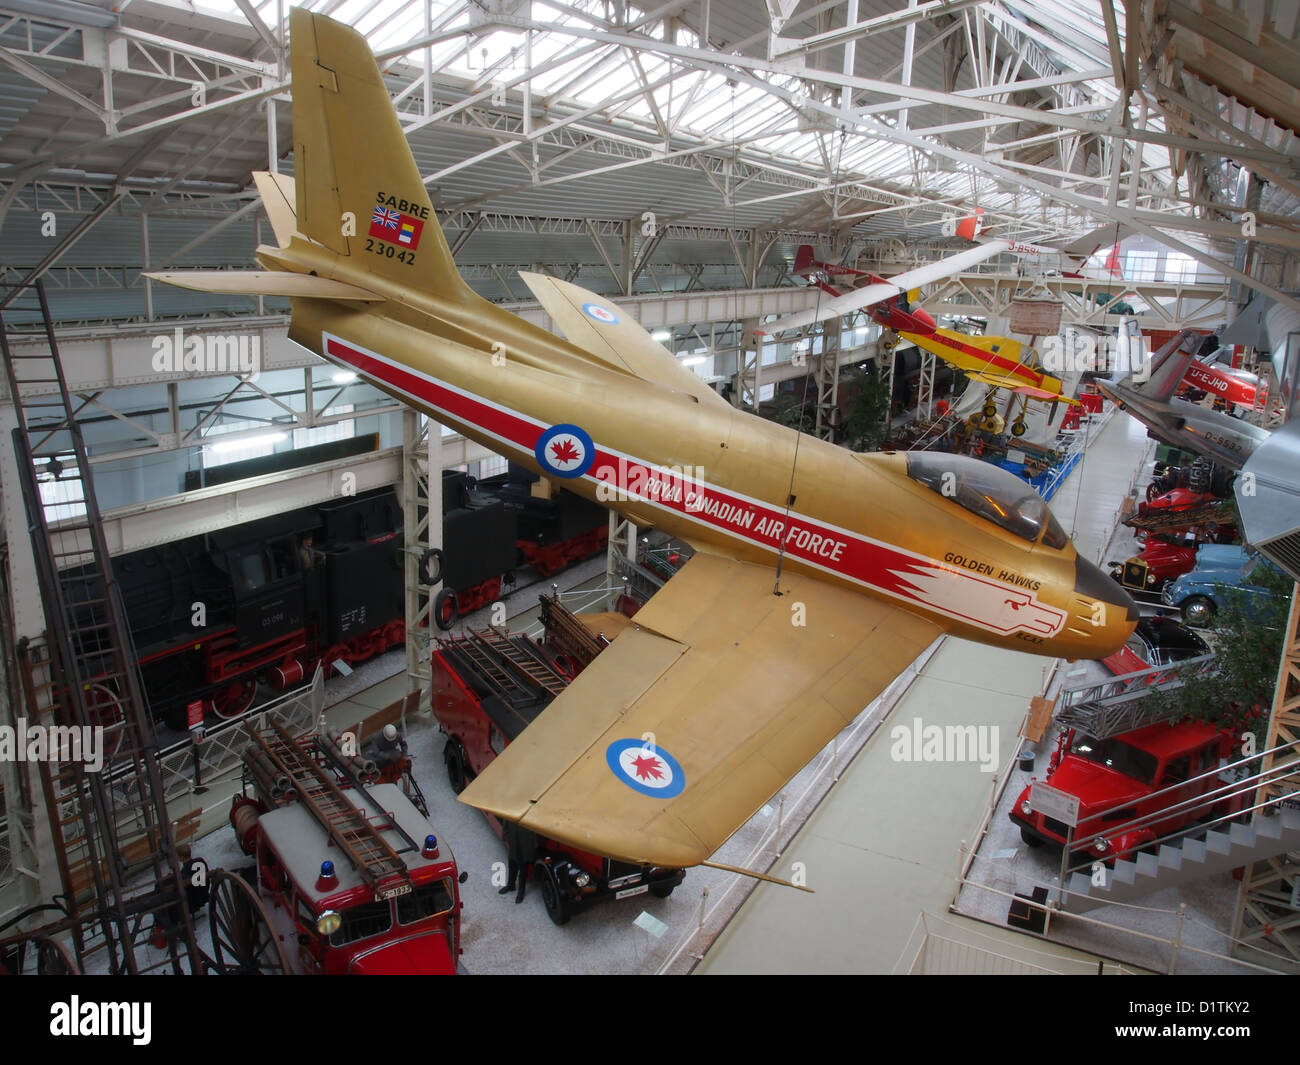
left=518, top=272, right=730, bottom=408
left=758, top=241, right=1009, bottom=336
left=960, top=373, right=1080, bottom=404
left=143, top=271, right=383, bottom=301
left=457, top=551, right=943, bottom=867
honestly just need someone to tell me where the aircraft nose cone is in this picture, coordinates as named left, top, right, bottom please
left=1074, top=554, right=1140, bottom=623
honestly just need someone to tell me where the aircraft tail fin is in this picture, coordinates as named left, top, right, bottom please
left=1128, top=329, right=1198, bottom=400
left=793, top=245, right=817, bottom=275
left=289, top=8, right=474, bottom=303
left=956, top=209, right=984, bottom=241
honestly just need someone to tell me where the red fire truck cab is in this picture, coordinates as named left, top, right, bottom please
left=1010, top=720, right=1241, bottom=861
left=231, top=721, right=465, bottom=973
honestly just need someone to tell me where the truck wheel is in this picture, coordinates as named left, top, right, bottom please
left=649, top=882, right=676, bottom=899
left=1020, top=827, right=1045, bottom=848
left=1180, top=595, right=1216, bottom=627
left=443, top=739, right=467, bottom=794
left=535, top=861, right=570, bottom=926
left=434, top=588, right=459, bottom=630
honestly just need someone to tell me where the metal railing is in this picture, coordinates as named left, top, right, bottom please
left=152, top=667, right=325, bottom=805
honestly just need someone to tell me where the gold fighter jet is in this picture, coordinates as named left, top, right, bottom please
left=149, top=11, right=1138, bottom=870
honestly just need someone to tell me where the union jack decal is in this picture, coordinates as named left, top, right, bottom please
left=372, top=206, right=400, bottom=230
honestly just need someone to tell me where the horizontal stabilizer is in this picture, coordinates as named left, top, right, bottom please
left=252, top=171, right=297, bottom=247
left=519, top=272, right=729, bottom=407
left=144, top=271, right=383, bottom=301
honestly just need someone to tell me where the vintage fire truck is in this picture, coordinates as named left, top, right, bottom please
left=432, top=596, right=684, bottom=925
left=1010, top=719, right=1243, bottom=862
left=222, top=719, right=466, bottom=974
left=1107, top=485, right=1238, bottom=596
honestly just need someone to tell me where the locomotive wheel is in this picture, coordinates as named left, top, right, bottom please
left=207, top=678, right=258, bottom=721
left=434, top=588, right=459, bottom=630
left=208, top=870, right=290, bottom=975
left=419, top=547, right=445, bottom=586
left=535, top=861, right=571, bottom=926
left=1146, top=482, right=1159, bottom=503
left=86, top=681, right=125, bottom=762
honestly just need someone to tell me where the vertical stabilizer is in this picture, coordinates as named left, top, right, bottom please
left=289, top=8, right=474, bottom=303
left=1126, top=329, right=1197, bottom=400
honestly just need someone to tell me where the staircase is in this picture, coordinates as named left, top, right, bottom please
left=1055, top=737, right=1300, bottom=914
left=1063, top=807, right=1300, bottom=913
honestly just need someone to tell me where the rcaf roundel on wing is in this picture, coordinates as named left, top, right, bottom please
left=535, top=423, right=595, bottom=479
left=605, top=738, right=686, bottom=798
left=581, top=302, right=620, bottom=325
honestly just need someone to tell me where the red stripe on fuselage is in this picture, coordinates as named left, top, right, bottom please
left=322, top=334, right=1066, bottom=637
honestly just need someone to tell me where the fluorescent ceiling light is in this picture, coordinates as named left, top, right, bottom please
left=332, top=371, right=358, bottom=384
left=209, top=431, right=287, bottom=453
left=651, top=330, right=672, bottom=341
left=680, top=356, right=707, bottom=366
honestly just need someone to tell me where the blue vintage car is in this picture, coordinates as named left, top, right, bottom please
left=1161, top=544, right=1286, bottom=626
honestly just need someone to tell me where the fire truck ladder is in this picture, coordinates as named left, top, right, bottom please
left=439, top=630, right=547, bottom=706
left=538, top=594, right=605, bottom=670
left=245, top=720, right=412, bottom=894
left=1123, top=500, right=1237, bottom=534
left=479, top=628, right=568, bottom=699
left=0, top=279, right=199, bottom=975
left=1055, top=651, right=1218, bottom=739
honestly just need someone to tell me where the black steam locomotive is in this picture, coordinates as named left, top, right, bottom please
left=78, top=473, right=608, bottom=731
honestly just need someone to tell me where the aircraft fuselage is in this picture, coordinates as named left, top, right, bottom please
left=267, top=240, right=1134, bottom=660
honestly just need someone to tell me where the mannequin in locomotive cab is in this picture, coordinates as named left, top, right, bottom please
left=299, top=534, right=325, bottom=571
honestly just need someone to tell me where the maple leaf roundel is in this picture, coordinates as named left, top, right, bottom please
left=534, top=423, right=595, bottom=479
left=605, top=738, right=686, bottom=799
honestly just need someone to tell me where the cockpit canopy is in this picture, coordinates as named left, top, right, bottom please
left=905, top=452, right=1070, bottom=549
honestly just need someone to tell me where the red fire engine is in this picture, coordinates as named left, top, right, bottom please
left=223, top=720, right=465, bottom=974
left=1010, top=720, right=1243, bottom=862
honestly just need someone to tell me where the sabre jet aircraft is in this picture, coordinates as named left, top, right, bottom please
left=150, top=10, right=1137, bottom=869
left=1096, top=331, right=1270, bottom=471
left=787, top=246, right=1079, bottom=421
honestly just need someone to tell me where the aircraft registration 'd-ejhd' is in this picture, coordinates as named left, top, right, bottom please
left=148, top=10, right=1138, bottom=870
left=1096, top=331, right=1271, bottom=472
